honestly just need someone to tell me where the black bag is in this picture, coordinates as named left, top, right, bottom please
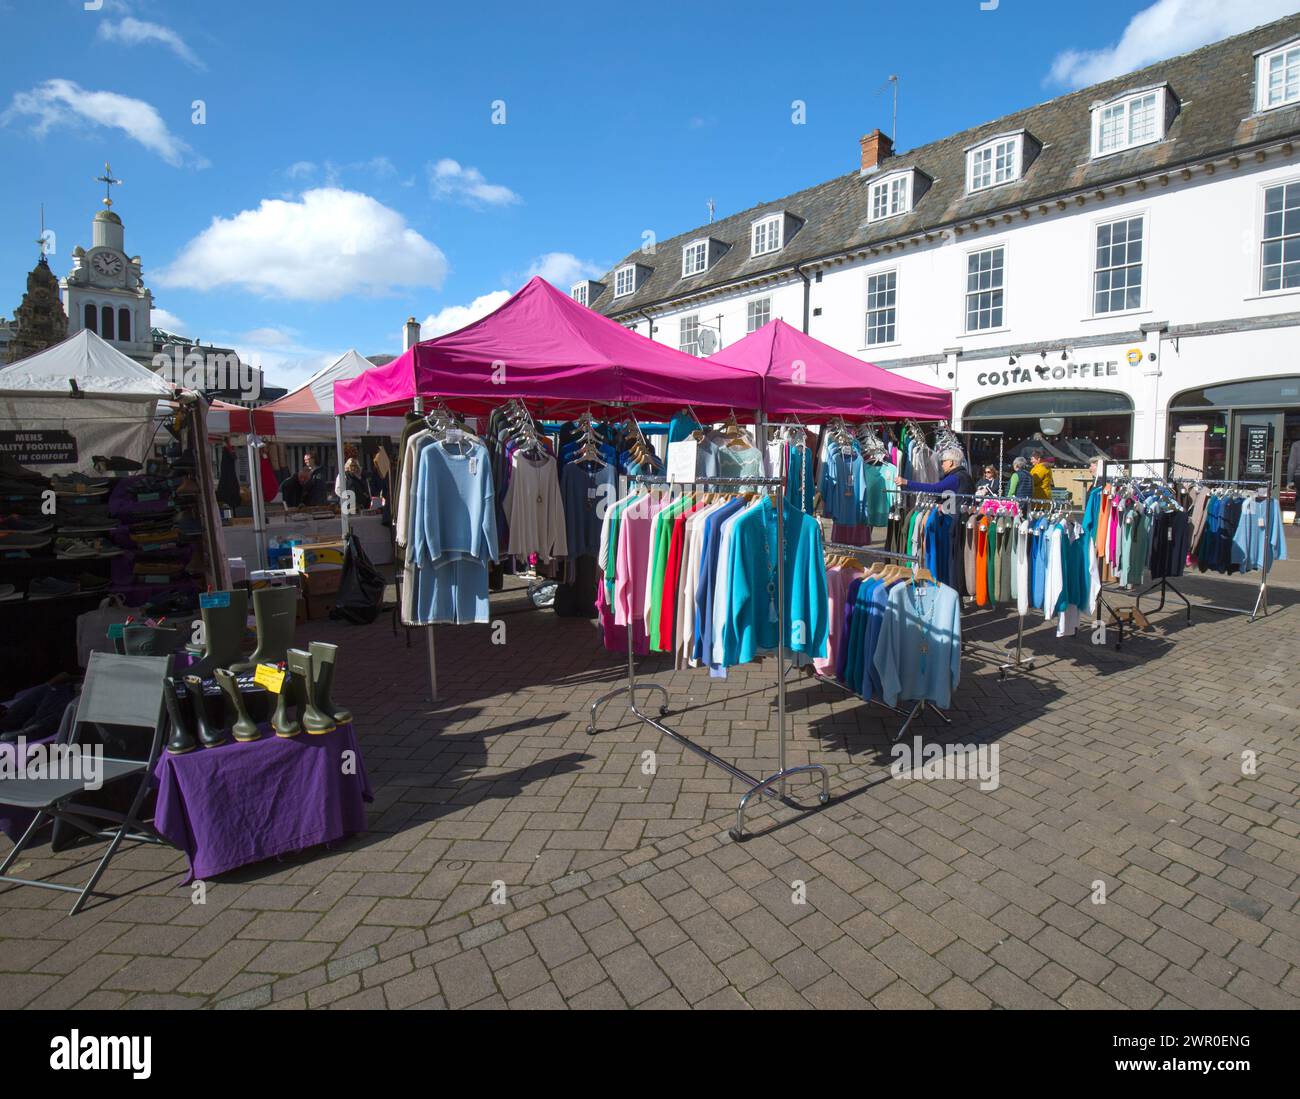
left=329, top=532, right=385, bottom=625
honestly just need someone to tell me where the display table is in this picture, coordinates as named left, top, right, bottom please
left=153, top=722, right=371, bottom=882
left=222, top=512, right=393, bottom=567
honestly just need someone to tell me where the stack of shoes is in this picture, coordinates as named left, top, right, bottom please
left=56, top=502, right=118, bottom=535
left=49, top=473, right=112, bottom=498
left=28, top=576, right=78, bottom=599
left=55, top=535, right=122, bottom=559
left=92, top=455, right=143, bottom=475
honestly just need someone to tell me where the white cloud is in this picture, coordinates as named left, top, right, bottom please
left=524, top=252, right=604, bottom=288
left=98, top=17, right=204, bottom=69
left=285, top=161, right=317, bottom=180
left=242, top=326, right=297, bottom=348
left=0, top=79, right=200, bottom=167
left=427, top=158, right=520, bottom=207
left=150, top=307, right=186, bottom=333
left=1047, top=0, right=1297, bottom=87
left=420, top=290, right=511, bottom=338
left=156, top=187, right=449, bottom=301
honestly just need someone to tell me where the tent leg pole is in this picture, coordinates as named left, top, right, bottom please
left=426, top=626, right=438, bottom=703
left=335, top=414, right=350, bottom=538
left=247, top=434, right=266, bottom=570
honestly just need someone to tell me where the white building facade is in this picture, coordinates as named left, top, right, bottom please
left=589, top=15, right=1300, bottom=492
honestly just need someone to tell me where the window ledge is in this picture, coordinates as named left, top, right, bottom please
left=960, top=326, right=1012, bottom=339
left=1243, top=288, right=1300, bottom=302
left=861, top=342, right=901, bottom=353
left=1081, top=307, right=1151, bottom=322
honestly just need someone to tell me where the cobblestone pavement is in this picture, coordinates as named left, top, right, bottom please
left=1, top=535, right=1298, bottom=1010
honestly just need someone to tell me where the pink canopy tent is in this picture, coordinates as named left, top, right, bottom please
left=708, top=319, right=952, bottom=421
left=332, top=276, right=764, bottom=420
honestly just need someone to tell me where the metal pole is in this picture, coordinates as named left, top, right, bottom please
left=246, top=433, right=267, bottom=569
left=775, top=480, right=787, bottom=799
left=410, top=396, right=438, bottom=703
left=335, top=413, right=350, bottom=538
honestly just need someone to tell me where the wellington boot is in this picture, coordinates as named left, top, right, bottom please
left=309, top=641, right=351, bottom=725
left=229, top=586, right=298, bottom=673
left=122, top=623, right=184, bottom=658
left=271, top=665, right=301, bottom=738
left=287, top=648, right=335, bottom=734
left=185, top=676, right=228, bottom=748
left=163, top=680, right=197, bottom=755
left=187, top=589, right=250, bottom=679
left=214, top=668, right=260, bottom=742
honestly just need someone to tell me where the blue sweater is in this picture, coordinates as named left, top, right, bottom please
left=872, top=580, right=962, bottom=708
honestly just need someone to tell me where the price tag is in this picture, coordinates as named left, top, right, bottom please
left=200, top=591, right=231, bottom=609
left=446, top=428, right=464, bottom=444
left=1259, top=517, right=1267, bottom=529
left=254, top=663, right=285, bottom=694
left=136, top=492, right=161, bottom=502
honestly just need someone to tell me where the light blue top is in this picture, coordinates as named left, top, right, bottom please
left=872, top=580, right=962, bottom=709
left=412, top=438, right=499, bottom=568
left=1231, top=495, right=1287, bottom=572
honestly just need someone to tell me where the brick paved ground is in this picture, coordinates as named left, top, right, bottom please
left=1, top=532, right=1298, bottom=1010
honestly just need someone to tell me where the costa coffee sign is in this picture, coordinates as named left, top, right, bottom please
left=974, top=359, right=1121, bottom=387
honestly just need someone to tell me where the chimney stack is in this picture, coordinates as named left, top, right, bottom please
left=403, top=316, right=421, bottom=351
left=860, top=129, right=894, bottom=173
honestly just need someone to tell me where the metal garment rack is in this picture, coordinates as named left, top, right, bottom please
left=586, top=475, right=829, bottom=841
left=1096, top=463, right=1274, bottom=626
left=888, top=487, right=1038, bottom=676
left=811, top=541, right=953, bottom=740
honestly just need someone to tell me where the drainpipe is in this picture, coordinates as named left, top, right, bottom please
left=795, top=263, right=812, bottom=334
left=638, top=310, right=656, bottom=342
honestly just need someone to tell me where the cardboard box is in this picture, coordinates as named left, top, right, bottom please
left=301, top=565, right=342, bottom=596
left=292, top=540, right=346, bottom=571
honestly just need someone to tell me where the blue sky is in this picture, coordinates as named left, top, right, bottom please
left=1, top=0, right=1295, bottom=389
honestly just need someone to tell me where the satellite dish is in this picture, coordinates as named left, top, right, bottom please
left=697, top=328, right=718, bottom=355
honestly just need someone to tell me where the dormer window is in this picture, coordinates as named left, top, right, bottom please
left=751, top=215, right=783, bottom=256
left=1256, top=39, right=1300, bottom=112
left=868, top=170, right=913, bottom=222
left=1090, top=87, right=1166, bottom=157
left=571, top=283, right=589, bottom=306
left=614, top=265, right=637, bottom=298
left=966, top=133, right=1024, bottom=193
left=682, top=239, right=709, bottom=277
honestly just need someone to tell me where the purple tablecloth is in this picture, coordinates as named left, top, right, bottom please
left=154, top=722, right=371, bottom=882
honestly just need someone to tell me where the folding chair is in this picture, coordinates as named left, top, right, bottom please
left=0, top=651, right=172, bottom=914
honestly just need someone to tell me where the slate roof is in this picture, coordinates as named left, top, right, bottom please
left=591, top=12, right=1300, bottom=319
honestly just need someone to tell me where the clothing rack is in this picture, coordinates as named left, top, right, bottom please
left=811, top=541, right=954, bottom=740
left=586, top=475, right=830, bottom=841
left=1097, top=465, right=1274, bottom=625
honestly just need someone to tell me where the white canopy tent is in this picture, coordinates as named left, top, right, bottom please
left=0, top=329, right=174, bottom=473
left=0, top=328, right=229, bottom=589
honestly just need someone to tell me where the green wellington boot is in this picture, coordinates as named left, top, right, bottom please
left=271, top=663, right=302, bottom=738
left=229, top=586, right=298, bottom=674
left=163, top=680, right=197, bottom=755
left=187, top=589, right=250, bottom=679
left=214, top=668, right=260, bottom=742
left=286, top=648, right=336, bottom=734
left=184, top=676, right=228, bottom=748
left=309, top=642, right=352, bottom=725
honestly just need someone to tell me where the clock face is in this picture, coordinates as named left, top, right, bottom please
left=92, top=253, right=123, bottom=277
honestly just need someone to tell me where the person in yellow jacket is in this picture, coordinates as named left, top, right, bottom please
left=1029, top=451, right=1054, bottom=500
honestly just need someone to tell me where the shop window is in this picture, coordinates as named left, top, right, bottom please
left=1169, top=376, right=1300, bottom=409
left=964, top=390, right=1133, bottom=471
left=118, top=308, right=131, bottom=342
left=1168, top=411, right=1228, bottom=481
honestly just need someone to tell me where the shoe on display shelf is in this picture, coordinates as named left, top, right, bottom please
left=0, top=455, right=47, bottom=484
left=0, top=531, right=52, bottom=551
left=92, top=455, right=143, bottom=474
left=28, top=576, right=78, bottom=599
left=49, top=474, right=111, bottom=496
left=0, top=583, right=19, bottom=602
left=55, top=536, right=122, bottom=559
left=0, top=514, right=53, bottom=534
left=75, top=573, right=110, bottom=592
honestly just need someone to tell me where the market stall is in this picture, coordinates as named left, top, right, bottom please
left=0, top=330, right=226, bottom=695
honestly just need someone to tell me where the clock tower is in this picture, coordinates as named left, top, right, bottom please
left=61, top=163, right=154, bottom=360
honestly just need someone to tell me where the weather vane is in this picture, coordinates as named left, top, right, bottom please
left=35, top=203, right=47, bottom=258
left=95, top=162, right=122, bottom=208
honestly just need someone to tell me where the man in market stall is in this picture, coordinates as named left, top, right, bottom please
left=279, top=457, right=331, bottom=508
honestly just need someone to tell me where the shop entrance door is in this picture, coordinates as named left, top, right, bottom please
left=1231, top=412, right=1283, bottom=490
